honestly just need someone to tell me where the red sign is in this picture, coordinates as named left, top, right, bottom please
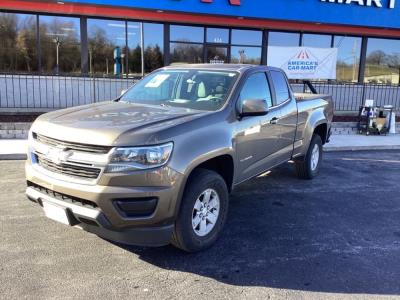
left=297, top=50, right=310, bottom=60
left=201, top=0, right=241, bottom=5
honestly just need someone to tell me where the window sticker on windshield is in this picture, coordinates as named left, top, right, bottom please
left=145, top=74, right=170, bottom=88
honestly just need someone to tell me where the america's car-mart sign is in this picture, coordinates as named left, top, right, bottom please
left=320, top=0, right=396, bottom=8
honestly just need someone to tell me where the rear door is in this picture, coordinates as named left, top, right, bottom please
left=268, top=70, right=298, bottom=160
left=234, top=71, right=282, bottom=183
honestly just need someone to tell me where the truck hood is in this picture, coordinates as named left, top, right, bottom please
left=32, top=101, right=205, bottom=146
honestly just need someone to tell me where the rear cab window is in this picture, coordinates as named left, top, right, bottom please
left=270, top=70, right=290, bottom=105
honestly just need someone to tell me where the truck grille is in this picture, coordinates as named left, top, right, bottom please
left=36, top=154, right=101, bottom=180
left=33, top=133, right=112, bottom=154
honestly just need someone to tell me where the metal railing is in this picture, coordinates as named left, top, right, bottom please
left=0, top=73, right=140, bottom=110
left=0, top=73, right=399, bottom=112
left=292, top=81, right=400, bottom=112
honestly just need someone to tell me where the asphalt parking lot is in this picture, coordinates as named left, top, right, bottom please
left=1, top=151, right=400, bottom=299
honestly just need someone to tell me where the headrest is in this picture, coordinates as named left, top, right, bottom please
left=215, top=85, right=224, bottom=93
left=198, top=82, right=206, bottom=98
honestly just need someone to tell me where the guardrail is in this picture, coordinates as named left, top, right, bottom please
left=0, top=73, right=139, bottom=110
left=0, top=73, right=399, bottom=112
left=292, top=81, right=400, bottom=112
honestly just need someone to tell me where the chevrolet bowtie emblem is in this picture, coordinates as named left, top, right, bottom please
left=46, top=146, right=72, bottom=165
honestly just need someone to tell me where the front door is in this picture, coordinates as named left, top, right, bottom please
left=234, top=72, right=282, bottom=183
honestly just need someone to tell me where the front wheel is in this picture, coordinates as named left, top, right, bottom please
left=172, top=169, right=229, bottom=252
left=295, top=134, right=323, bottom=180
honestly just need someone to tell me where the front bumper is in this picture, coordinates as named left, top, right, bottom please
left=25, top=161, right=185, bottom=246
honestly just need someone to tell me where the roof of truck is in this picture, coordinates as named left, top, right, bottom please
left=163, top=64, right=281, bottom=73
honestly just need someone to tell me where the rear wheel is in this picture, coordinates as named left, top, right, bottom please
left=295, top=134, right=323, bottom=180
left=172, top=169, right=229, bottom=252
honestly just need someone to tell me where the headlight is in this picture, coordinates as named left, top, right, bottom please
left=105, top=142, right=173, bottom=173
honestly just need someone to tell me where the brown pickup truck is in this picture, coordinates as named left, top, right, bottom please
left=26, top=64, right=333, bottom=252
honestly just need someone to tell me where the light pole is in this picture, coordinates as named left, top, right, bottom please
left=121, top=53, right=125, bottom=77
left=238, top=49, right=245, bottom=64
left=53, top=36, right=61, bottom=74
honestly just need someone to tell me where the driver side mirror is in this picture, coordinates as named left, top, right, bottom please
left=239, top=99, right=269, bottom=117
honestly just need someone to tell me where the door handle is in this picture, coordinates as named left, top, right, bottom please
left=270, top=117, right=279, bottom=125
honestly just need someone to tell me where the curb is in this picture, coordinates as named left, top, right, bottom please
left=0, top=154, right=27, bottom=160
left=324, top=145, right=400, bottom=152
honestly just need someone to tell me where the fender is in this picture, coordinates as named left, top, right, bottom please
left=298, top=106, right=329, bottom=158
left=170, top=126, right=235, bottom=217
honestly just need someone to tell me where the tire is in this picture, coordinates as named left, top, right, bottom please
left=172, top=169, right=229, bottom=252
left=295, top=134, right=323, bottom=180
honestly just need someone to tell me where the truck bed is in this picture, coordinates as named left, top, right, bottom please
left=294, top=93, right=332, bottom=102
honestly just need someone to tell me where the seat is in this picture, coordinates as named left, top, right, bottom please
left=197, top=82, right=207, bottom=98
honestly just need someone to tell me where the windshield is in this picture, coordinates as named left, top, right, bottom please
left=120, top=69, right=239, bottom=111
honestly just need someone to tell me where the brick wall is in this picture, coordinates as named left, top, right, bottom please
left=0, top=123, right=31, bottom=139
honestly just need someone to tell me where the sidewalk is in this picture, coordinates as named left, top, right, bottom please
left=0, top=139, right=28, bottom=160
left=324, top=134, right=400, bottom=152
left=0, top=134, right=399, bottom=160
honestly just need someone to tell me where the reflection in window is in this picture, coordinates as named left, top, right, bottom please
left=230, top=46, right=261, bottom=64
left=231, top=29, right=262, bottom=46
left=170, top=25, right=204, bottom=43
left=120, top=69, right=238, bottom=112
left=143, top=23, right=164, bottom=73
left=206, top=46, right=228, bottom=64
left=270, top=70, right=289, bottom=105
left=0, top=13, right=37, bottom=72
left=268, top=32, right=300, bottom=47
left=334, top=36, right=361, bottom=82
left=240, top=73, right=272, bottom=108
left=40, top=15, right=81, bottom=74
left=302, top=34, right=331, bottom=48
left=170, top=43, right=203, bottom=64
left=365, top=38, right=400, bottom=84
left=127, top=22, right=141, bottom=75
left=88, top=19, right=126, bottom=76
left=207, top=28, right=229, bottom=44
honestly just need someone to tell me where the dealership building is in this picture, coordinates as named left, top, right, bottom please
left=1, top=0, right=400, bottom=113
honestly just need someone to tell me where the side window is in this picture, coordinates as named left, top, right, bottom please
left=270, top=71, right=290, bottom=105
left=239, top=73, right=273, bottom=108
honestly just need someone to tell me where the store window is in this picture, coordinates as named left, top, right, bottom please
left=206, top=46, right=228, bottom=64
left=302, top=33, right=332, bottom=48
left=143, top=23, right=164, bottom=73
left=268, top=31, right=300, bottom=47
left=207, top=28, right=229, bottom=44
left=127, top=22, right=141, bottom=75
left=170, top=25, right=204, bottom=64
left=87, top=19, right=126, bottom=76
left=231, top=29, right=262, bottom=46
left=334, top=36, right=362, bottom=82
left=0, top=13, right=38, bottom=72
left=170, top=43, right=203, bottom=64
left=170, top=25, right=204, bottom=43
left=39, top=15, right=81, bottom=74
left=230, top=46, right=261, bottom=64
left=365, top=38, right=400, bottom=84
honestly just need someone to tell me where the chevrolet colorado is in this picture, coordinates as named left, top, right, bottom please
left=26, top=64, right=333, bottom=252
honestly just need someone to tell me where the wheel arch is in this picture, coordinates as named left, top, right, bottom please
left=173, top=153, right=235, bottom=217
